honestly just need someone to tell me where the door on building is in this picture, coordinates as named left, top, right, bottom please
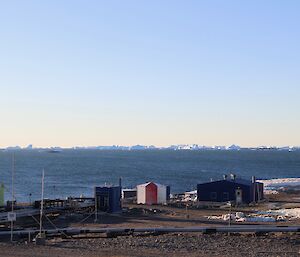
left=235, top=188, right=243, bottom=205
left=97, top=193, right=110, bottom=212
left=223, top=192, right=229, bottom=201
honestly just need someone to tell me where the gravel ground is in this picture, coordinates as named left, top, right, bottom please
left=0, top=233, right=299, bottom=257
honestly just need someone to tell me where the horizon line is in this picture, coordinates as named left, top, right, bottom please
left=1, top=144, right=299, bottom=150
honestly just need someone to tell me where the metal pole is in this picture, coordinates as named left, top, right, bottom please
left=229, top=202, right=232, bottom=227
left=252, top=176, right=256, bottom=203
left=94, top=188, right=98, bottom=222
left=39, top=170, right=45, bottom=236
left=10, top=153, right=15, bottom=242
left=185, top=203, right=189, bottom=219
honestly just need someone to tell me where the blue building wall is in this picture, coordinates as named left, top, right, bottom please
left=197, top=180, right=263, bottom=203
left=95, top=186, right=121, bottom=213
left=166, top=185, right=171, bottom=201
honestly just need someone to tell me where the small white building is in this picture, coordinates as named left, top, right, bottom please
left=121, top=188, right=137, bottom=199
left=156, top=183, right=167, bottom=204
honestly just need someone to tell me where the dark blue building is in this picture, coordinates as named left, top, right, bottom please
left=166, top=185, right=171, bottom=201
left=197, top=175, right=263, bottom=204
left=94, top=186, right=122, bottom=213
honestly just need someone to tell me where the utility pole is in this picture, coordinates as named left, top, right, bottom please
left=185, top=203, right=189, bottom=219
left=94, top=187, right=98, bottom=222
left=39, top=169, right=45, bottom=236
left=35, top=170, right=46, bottom=245
left=228, top=201, right=232, bottom=227
left=10, top=153, right=15, bottom=242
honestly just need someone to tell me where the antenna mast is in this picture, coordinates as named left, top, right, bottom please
left=39, top=169, right=45, bottom=235
left=10, top=153, right=15, bottom=242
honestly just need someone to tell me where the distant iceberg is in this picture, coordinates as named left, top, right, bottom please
left=227, top=144, right=241, bottom=150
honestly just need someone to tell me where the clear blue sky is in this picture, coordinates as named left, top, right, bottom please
left=0, top=0, right=299, bottom=147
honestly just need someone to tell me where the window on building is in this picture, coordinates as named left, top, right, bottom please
left=223, top=192, right=229, bottom=201
left=210, top=192, right=217, bottom=200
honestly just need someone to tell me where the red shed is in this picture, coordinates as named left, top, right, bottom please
left=137, top=182, right=158, bottom=205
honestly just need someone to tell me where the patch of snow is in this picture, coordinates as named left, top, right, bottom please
left=258, top=178, right=300, bottom=194
left=206, top=215, right=223, bottom=220
left=206, top=211, right=282, bottom=223
left=183, top=190, right=197, bottom=202
left=264, top=189, right=279, bottom=195
left=235, top=212, right=245, bottom=219
left=222, top=214, right=236, bottom=221
left=258, top=178, right=300, bottom=188
left=259, top=208, right=300, bottom=220
left=206, top=212, right=245, bottom=222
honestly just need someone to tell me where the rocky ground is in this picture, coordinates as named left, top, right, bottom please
left=0, top=233, right=300, bottom=257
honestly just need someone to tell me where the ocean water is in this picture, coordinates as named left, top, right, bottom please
left=0, top=149, right=299, bottom=202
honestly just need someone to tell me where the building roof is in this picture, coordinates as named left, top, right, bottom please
left=95, top=185, right=121, bottom=189
left=137, top=182, right=156, bottom=187
left=198, top=178, right=263, bottom=187
left=122, top=188, right=137, bottom=192
left=232, top=178, right=253, bottom=186
left=137, top=182, right=167, bottom=187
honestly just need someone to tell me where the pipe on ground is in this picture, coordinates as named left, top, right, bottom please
left=0, top=225, right=300, bottom=237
